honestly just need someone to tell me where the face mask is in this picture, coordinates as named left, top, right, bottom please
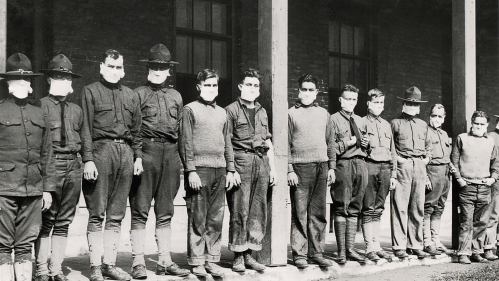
left=429, top=116, right=444, bottom=128
left=49, top=78, right=73, bottom=97
left=100, top=63, right=124, bottom=84
left=298, top=92, right=316, bottom=106
left=7, top=79, right=32, bottom=99
left=496, top=122, right=499, bottom=130
left=339, top=97, right=356, bottom=113
left=147, top=69, right=169, bottom=85
left=402, top=104, right=420, bottom=116
left=473, top=127, right=487, bottom=137
left=368, top=102, right=384, bottom=116
left=199, top=88, right=218, bottom=102
left=240, top=86, right=260, bottom=102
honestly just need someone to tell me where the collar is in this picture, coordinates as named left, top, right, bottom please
left=340, top=110, right=354, bottom=120
left=47, top=95, right=68, bottom=105
left=401, top=113, right=416, bottom=122
left=366, top=112, right=381, bottom=122
left=198, top=96, right=217, bottom=107
left=429, top=125, right=443, bottom=134
left=468, top=130, right=489, bottom=138
left=147, top=81, right=168, bottom=92
left=100, top=77, right=122, bottom=90
left=6, top=96, right=28, bottom=107
left=237, top=97, right=261, bottom=111
left=294, top=101, right=319, bottom=108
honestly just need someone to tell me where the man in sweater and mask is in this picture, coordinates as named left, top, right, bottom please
left=225, top=68, right=277, bottom=272
left=180, top=69, right=236, bottom=277
left=81, top=49, right=142, bottom=281
left=452, top=111, right=499, bottom=264
left=360, top=89, right=397, bottom=262
left=390, top=86, right=432, bottom=259
left=287, top=74, right=335, bottom=268
left=128, top=44, right=190, bottom=279
left=34, top=54, right=83, bottom=281
left=330, top=84, right=369, bottom=264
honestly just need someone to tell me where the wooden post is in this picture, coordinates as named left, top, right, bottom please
left=255, top=0, right=288, bottom=266
left=0, top=0, right=6, bottom=72
left=451, top=0, right=476, bottom=249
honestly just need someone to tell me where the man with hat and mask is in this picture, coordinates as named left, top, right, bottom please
left=33, top=54, right=83, bottom=281
left=0, top=53, right=55, bottom=281
left=81, top=49, right=142, bottom=281
left=128, top=44, right=190, bottom=278
left=390, top=86, right=432, bottom=259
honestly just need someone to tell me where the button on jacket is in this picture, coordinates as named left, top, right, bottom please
left=0, top=97, right=56, bottom=196
left=363, top=113, right=397, bottom=178
left=80, top=79, right=142, bottom=162
left=427, top=126, right=451, bottom=165
left=40, top=95, right=83, bottom=154
left=390, top=114, right=432, bottom=159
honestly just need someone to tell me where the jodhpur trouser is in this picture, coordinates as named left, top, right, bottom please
left=186, top=167, right=226, bottom=265
left=331, top=158, right=368, bottom=217
left=484, top=181, right=499, bottom=250
left=83, top=140, right=133, bottom=232
left=290, top=162, right=328, bottom=260
left=391, top=158, right=426, bottom=250
left=423, top=164, right=450, bottom=247
left=227, top=152, right=270, bottom=252
left=458, top=183, right=491, bottom=256
left=0, top=195, right=42, bottom=264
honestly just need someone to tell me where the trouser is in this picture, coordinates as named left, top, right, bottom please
left=227, top=152, right=270, bottom=252
left=331, top=158, right=368, bottom=217
left=362, top=161, right=391, bottom=253
left=290, top=162, right=328, bottom=261
left=484, top=182, right=499, bottom=249
left=457, top=183, right=491, bottom=256
left=83, top=140, right=133, bottom=232
left=391, top=158, right=426, bottom=250
left=423, top=164, right=450, bottom=247
left=0, top=195, right=42, bottom=264
left=186, top=167, right=226, bottom=266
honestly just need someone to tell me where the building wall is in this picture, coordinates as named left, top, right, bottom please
left=477, top=28, right=499, bottom=132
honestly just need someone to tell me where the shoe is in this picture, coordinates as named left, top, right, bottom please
left=156, top=263, right=190, bottom=277
left=232, top=253, right=245, bottom=272
left=334, top=219, right=347, bottom=264
left=131, top=264, right=147, bottom=279
left=90, top=266, right=105, bottom=281
left=33, top=275, right=50, bottom=281
left=423, top=245, right=440, bottom=256
left=393, top=249, right=409, bottom=258
left=484, top=249, right=498, bottom=261
left=52, top=274, right=69, bottom=281
left=244, top=251, right=266, bottom=271
left=408, top=249, right=429, bottom=259
left=191, top=265, right=208, bottom=277
left=346, top=217, right=366, bottom=264
left=366, top=251, right=380, bottom=262
left=458, top=255, right=471, bottom=264
left=470, top=253, right=488, bottom=263
left=376, top=250, right=393, bottom=261
left=294, top=259, right=309, bottom=269
left=204, top=262, right=225, bottom=277
left=309, top=257, right=333, bottom=267
left=101, top=264, right=131, bottom=281
left=436, top=245, right=454, bottom=255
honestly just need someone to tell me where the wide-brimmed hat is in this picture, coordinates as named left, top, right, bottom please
left=0, top=53, right=42, bottom=78
left=39, top=54, right=81, bottom=78
left=139, top=44, right=179, bottom=64
left=397, top=86, right=428, bottom=103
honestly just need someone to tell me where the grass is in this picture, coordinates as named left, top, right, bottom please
left=432, top=264, right=499, bottom=281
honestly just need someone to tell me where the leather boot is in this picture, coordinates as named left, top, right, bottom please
left=130, top=229, right=147, bottom=279
left=346, top=217, right=366, bottom=264
left=0, top=262, right=15, bottom=281
left=34, top=237, right=50, bottom=277
left=103, top=230, right=120, bottom=267
left=89, top=266, right=104, bottom=281
left=49, top=236, right=67, bottom=277
left=102, top=264, right=131, bottom=280
left=13, top=260, right=32, bottom=281
left=334, top=216, right=347, bottom=264
left=244, top=250, right=265, bottom=271
left=87, top=231, right=103, bottom=267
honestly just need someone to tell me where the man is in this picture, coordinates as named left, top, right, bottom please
left=81, top=49, right=142, bottom=281
left=34, top=54, right=83, bottom=281
left=0, top=53, right=55, bottom=281
left=422, top=104, right=454, bottom=257
left=287, top=74, right=335, bottom=268
left=361, top=88, right=397, bottom=262
left=225, top=68, right=277, bottom=272
left=484, top=114, right=499, bottom=261
left=179, top=69, right=236, bottom=277
left=128, top=44, right=189, bottom=279
left=390, top=86, right=432, bottom=259
left=452, top=111, right=499, bottom=264
left=330, top=84, right=369, bottom=264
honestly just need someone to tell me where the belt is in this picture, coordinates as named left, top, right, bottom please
left=54, top=153, right=77, bottom=160
left=237, top=147, right=269, bottom=157
left=400, top=155, right=424, bottom=160
left=365, top=158, right=389, bottom=164
left=428, top=163, right=449, bottom=166
left=148, top=137, right=174, bottom=143
left=340, top=155, right=365, bottom=161
left=112, top=139, right=126, bottom=143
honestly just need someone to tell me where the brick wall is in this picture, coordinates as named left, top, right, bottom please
left=477, top=28, right=499, bottom=132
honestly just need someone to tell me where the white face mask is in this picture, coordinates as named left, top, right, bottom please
left=198, top=77, right=219, bottom=102
left=147, top=69, right=169, bottom=85
left=429, top=116, right=444, bottom=128
left=496, top=122, right=499, bottom=130
left=298, top=91, right=316, bottom=105
left=402, top=104, right=420, bottom=116
left=100, top=57, right=125, bottom=84
left=368, top=102, right=384, bottom=116
left=339, top=97, right=356, bottom=113
left=49, top=78, right=73, bottom=97
left=239, top=77, right=260, bottom=102
left=7, top=79, right=32, bottom=99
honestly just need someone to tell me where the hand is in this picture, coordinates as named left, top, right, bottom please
left=389, top=178, right=398, bottom=190
left=226, top=172, right=236, bottom=191
left=84, top=161, right=98, bottom=181
left=482, top=178, right=496, bottom=186
left=288, top=172, right=299, bottom=187
left=425, top=178, right=433, bottom=190
left=457, top=178, right=467, bottom=187
left=234, top=171, right=241, bottom=186
left=42, top=192, right=52, bottom=212
left=327, top=169, right=336, bottom=186
left=449, top=165, right=457, bottom=174
left=188, top=172, right=202, bottom=191
left=269, top=169, right=277, bottom=187
left=347, top=136, right=357, bottom=147
left=422, top=157, right=430, bottom=165
left=133, top=158, right=144, bottom=176
left=360, top=135, right=369, bottom=149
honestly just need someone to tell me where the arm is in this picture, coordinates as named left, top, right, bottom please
left=424, top=125, right=433, bottom=162
left=80, top=87, right=94, bottom=162
left=490, top=144, right=499, bottom=181
left=450, top=135, right=466, bottom=187
left=223, top=116, right=235, bottom=173
left=179, top=107, right=196, bottom=172
left=288, top=113, right=294, bottom=173
left=40, top=113, right=55, bottom=211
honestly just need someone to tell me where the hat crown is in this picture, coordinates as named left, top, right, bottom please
left=6, top=53, right=33, bottom=72
left=404, top=86, right=422, bottom=101
left=148, top=44, right=172, bottom=63
left=47, top=54, right=73, bottom=72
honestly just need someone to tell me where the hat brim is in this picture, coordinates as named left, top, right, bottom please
left=0, top=72, right=42, bottom=78
left=396, top=96, right=428, bottom=103
left=139, top=59, right=180, bottom=65
left=39, top=69, right=82, bottom=78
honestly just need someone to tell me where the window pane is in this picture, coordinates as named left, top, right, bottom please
left=354, top=60, right=368, bottom=91
left=340, top=23, right=353, bottom=55
left=212, top=41, right=227, bottom=78
left=328, top=21, right=339, bottom=52
left=176, top=0, right=192, bottom=29
left=194, top=0, right=211, bottom=32
left=354, top=26, right=366, bottom=57
left=340, top=59, right=354, bottom=87
left=193, top=38, right=211, bottom=73
left=329, top=57, right=340, bottom=88
left=212, top=2, right=227, bottom=34
left=176, top=35, right=193, bottom=74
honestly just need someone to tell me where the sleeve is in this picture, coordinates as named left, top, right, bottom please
left=424, top=124, right=433, bottom=161
left=130, top=93, right=142, bottom=159
left=490, top=144, right=499, bottom=180
left=179, top=107, right=196, bottom=172
left=176, top=96, right=183, bottom=159
left=288, top=113, right=294, bottom=173
left=450, top=135, right=463, bottom=179
left=332, top=117, right=348, bottom=155
left=326, top=114, right=336, bottom=170
left=389, top=131, right=397, bottom=178
left=223, top=116, right=235, bottom=172
left=41, top=113, right=56, bottom=192
left=80, top=87, right=94, bottom=162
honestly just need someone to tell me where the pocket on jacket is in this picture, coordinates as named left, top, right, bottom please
left=94, top=104, right=113, bottom=128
